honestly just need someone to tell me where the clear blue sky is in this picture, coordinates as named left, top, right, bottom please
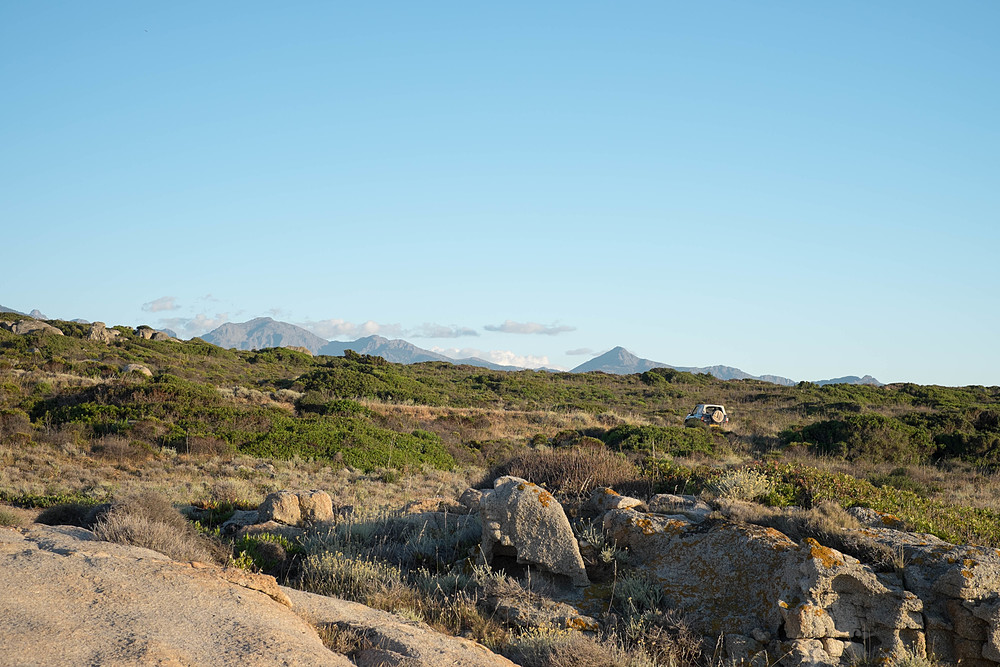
left=3, top=2, right=998, bottom=385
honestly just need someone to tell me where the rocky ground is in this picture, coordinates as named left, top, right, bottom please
left=6, top=477, right=1000, bottom=667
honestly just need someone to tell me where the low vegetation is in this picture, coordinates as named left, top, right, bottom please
left=1, top=315, right=997, bottom=666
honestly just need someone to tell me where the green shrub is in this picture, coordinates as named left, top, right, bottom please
left=231, top=532, right=301, bottom=573
left=755, top=461, right=1000, bottom=546
left=787, top=414, right=936, bottom=464
left=603, top=424, right=715, bottom=457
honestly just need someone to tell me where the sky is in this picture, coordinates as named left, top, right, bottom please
left=2, top=2, right=998, bottom=385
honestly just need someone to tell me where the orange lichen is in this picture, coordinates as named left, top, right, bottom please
left=603, top=488, right=620, bottom=496
left=566, top=617, right=600, bottom=632
left=805, top=538, right=842, bottom=569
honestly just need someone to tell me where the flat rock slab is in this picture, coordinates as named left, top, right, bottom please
left=0, top=525, right=350, bottom=666
left=284, top=586, right=518, bottom=666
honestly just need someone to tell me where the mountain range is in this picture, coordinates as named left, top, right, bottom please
left=0, top=307, right=881, bottom=386
left=0, top=305, right=47, bottom=319
left=200, top=318, right=523, bottom=371
left=200, top=317, right=880, bottom=386
left=570, top=347, right=881, bottom=386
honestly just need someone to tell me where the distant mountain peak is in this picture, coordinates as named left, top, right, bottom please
left=572, top=346, right=796, bottom=385
left=202, top=318, right=328, bottom=353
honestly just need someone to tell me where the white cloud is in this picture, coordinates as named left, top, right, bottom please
left=566, top=348, right=594, bottom=356
left=157, top=313, right=229, bottom=338
left=484, top=320, right=575, bottom=335
left=142, top=296, right=179, bottom=313
left=300, top=319, right=404, bottom=340
left=411, top=323, right=479, bottom=338
left=432, top=346, right=554, bottom=370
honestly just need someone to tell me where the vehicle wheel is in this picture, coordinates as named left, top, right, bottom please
left=685, top=418, right=708, bottom=430
left=711, top=411, right=725, bottom=424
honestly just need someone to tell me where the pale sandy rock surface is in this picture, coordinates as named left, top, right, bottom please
left=0, top=319, right=63, bottom=336
left=0, top=525, right=350, bottom=666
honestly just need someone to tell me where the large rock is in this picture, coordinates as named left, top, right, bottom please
left=647, top=493, right=714, bottom=523
left=259, top=489, right=334, bottom=526
left=481, top=476, right=589, bottom=586
left=581, top=487, right=644, bottom=516
left=87, top=321, right=120, bottom=343
left=607, top=517, right=924, bottom=664
left=121, top=363, right=153, bottom=377
left=297, top=489, right=334, bottom=523
left=260, top=490, right=303, bottom=525
left=135, top=325, right=172, bottom=341
left=859, top=524, right=1000, bottom=665
left=0, top=525, right=351, bottom=666
left=0, top=319, right=63, bottom=336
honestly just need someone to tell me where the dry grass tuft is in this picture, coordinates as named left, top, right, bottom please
left=0, top=506, right=26, bottom=528
left=503, top=628, right=616, bottom=667
left=91, top=491, right=226, bottom=563
left=314, top=622, right=372, bottom=656
left=485, top=447, right=647, bottom=498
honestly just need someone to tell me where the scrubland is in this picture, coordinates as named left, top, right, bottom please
left=3, top=313, right=1000, bottom=666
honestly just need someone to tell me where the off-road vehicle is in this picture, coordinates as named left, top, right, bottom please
left=684, top=404, right=728, bottom=426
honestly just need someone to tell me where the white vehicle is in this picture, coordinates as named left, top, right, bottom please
left=684, top=404, right=728, bottom=426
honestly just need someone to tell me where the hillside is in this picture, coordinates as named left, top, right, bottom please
left=4, top=315, right=1000, bottom=667
left=0, top=316, right=995, bottom=473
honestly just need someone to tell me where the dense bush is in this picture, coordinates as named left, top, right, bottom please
left=785, top=413, right=935, bottom=463
left=602, top=423, right=716, bottom=457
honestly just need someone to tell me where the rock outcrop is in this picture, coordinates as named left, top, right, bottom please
left=481, top=476, right=589, bottom=586
left=0, top=319, right=63, bottom=336
left=0, top=525, right=351, bottom=666
left=581, top=487, right=644, bottom=516
left=856, top=522, right=1000, bottom=666
left=601, top=508, right=925, bottom=665
left=647, top=493, right=713, bottom=523
left=135, top=325, right=172, bottom=341
left=121, top=363, right=154, bottom=377
left=259, top=489, right=334, bottom=525
left=87, top=321, right=120, bottom=343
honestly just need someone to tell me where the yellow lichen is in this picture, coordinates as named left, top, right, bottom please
left=804, top=538, right=841, bottom=569
left=879, top=512, right=902, bottom=525
left=566, top=617, right=600, bottom=632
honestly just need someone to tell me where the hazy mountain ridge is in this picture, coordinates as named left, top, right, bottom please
left=3, top=309, right=879, bottom=385
left=570, top=347, right=798, bottom=384
left=814, top=375, right=883, bottom=387
left=571, top=347, right=881, bottom=386
left=202, top=319, right=881, bottom=385
left=320, top=335, right=523, bottom=371
left=201, top=317, right=329, bottom=353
